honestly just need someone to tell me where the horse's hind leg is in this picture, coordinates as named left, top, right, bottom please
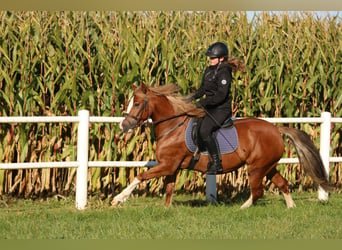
left=164, top=172, right=178, bottom=207
left=267, top=167, right=296, bottom=208
left=240, top=168, right=264, bottom=209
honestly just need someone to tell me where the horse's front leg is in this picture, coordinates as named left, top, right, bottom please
left=111, top=177, right=141, bottom=206
left=111, top=161, right=178, bottom=206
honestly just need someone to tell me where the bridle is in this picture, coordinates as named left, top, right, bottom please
left=123, top=95, right=188, bottom=140
left=123, top=97, right=149, bottom=129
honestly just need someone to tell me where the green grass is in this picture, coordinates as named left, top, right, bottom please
left=0, top=192, right=342, bottom=239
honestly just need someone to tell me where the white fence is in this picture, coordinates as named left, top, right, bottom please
left=0, top=111, right=341, bottom=209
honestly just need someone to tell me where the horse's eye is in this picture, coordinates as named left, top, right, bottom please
left=134, top=102, right=140, bottom=107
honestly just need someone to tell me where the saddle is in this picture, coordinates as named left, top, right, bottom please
left=185, top=117, right=238, bottom=169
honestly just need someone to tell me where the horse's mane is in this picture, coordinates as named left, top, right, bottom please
left=148, top=84, right=205, bottom=118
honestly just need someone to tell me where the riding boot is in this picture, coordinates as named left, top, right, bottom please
left=204, top=135, right=223, bottom=175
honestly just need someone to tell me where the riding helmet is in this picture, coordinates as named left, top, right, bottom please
left=205, top=42, right=229, bottom=58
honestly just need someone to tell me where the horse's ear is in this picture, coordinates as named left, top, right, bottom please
left=132, top=85, right=137, bottom=91
left=140, top=82, right=148, bottom=93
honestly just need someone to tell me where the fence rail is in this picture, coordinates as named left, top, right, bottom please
left=0, top=111, right=341, bottom=209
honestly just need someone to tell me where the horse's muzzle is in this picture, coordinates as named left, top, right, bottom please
left=120, top=118, right=136, bottom=133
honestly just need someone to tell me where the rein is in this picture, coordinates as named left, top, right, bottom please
left=153, top=112, right=187, bottom=126
left=152, top=112, right=189, bottom=140
left=154, top=116, right=188, bottom=141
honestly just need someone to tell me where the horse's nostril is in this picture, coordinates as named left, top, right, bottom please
left=120, top=119, right=136, bottom=133
left=121, top=122, right=128, bottom=132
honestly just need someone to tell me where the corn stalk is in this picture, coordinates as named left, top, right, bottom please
left=0, top=11, right=341, bottom=199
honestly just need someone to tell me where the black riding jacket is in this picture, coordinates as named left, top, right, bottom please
left=193, top=62, right=232, bottom=114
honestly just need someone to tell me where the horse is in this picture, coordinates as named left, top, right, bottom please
left=111, top=82, right=333, bottom=209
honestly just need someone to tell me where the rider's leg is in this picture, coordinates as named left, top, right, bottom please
left=203, top=134, right=222, bottom=175
left=199, top=115, right=223, bottom=175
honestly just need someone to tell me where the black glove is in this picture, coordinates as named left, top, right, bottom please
left=195, top=102, right=203, bottom=108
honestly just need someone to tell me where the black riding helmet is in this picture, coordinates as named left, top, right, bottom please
left=205, top=42, right=228, bottom=58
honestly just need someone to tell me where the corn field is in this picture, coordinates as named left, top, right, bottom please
left=0, top=11, right=341, bottom=200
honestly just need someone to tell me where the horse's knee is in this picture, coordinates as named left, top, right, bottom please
left=276, top=180, right=289, bottom=194
left=269, top=172, right=289, bottom=194
left=248, top=172, right=264, bottom=201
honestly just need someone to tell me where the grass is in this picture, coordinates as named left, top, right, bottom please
left=0, top=191, right=342, bottom=239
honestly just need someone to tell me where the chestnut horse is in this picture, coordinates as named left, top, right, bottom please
left=112, top=83, right=332, bottom=209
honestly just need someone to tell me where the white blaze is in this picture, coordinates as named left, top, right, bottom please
left=126, top=97, right=134, bottom=113
left=119, top=97, right=134, bottom=130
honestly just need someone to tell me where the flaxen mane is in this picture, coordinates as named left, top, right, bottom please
left=149, top=84, right=205, bottom=118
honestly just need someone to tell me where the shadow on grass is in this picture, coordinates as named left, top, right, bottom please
left=172, top=189, right=252, bottom=207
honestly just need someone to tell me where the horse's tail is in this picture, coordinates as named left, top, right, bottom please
left=278, top=126, right=334, bottom=192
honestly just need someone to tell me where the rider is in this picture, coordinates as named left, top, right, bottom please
left=192, top=42, right=233, bottom=175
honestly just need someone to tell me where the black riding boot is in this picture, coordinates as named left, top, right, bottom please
left=204, top=135, right=223, bottom=175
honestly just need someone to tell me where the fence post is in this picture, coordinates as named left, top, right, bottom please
left=75, top=110, right=89, bottom=210
left=206, top=175, right=217, bottom=204
left=318, top=111, right=331, bottom=201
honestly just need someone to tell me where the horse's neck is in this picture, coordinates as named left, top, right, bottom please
left=150, top=97, right=185, bottom=138
left=150, top=97, right=176, bottom=122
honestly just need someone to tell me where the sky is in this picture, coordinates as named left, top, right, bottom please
left=246, top=11, right=342, bottom=21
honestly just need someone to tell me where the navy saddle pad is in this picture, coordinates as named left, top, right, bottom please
left=185, top=118, right=239, bottom=155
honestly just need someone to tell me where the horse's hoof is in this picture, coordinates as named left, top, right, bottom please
left=287, top=203, right=296, bottom=209
left=111, top=199, right=121, bottom=206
